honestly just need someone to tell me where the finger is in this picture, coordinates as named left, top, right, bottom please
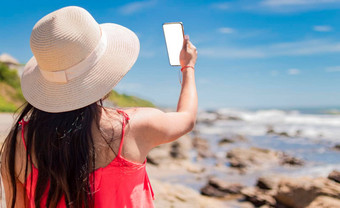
left=188, top=41, right=196, bottom=50
left=182, top=35, right=189, bottom=49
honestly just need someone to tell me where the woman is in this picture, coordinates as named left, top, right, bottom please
left=1, top=6, right=197, bottom=208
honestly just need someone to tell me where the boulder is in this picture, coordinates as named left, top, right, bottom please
left=226, top=147, right=280, bottom=170
left=218, top=137, right=234, bottom=145
left=266, top=126, right=291, bottom=138
left=279, top=153, right=304, bottom=166
left=241, top=187, right=276, bottom=207
left=306, top=196, right=340, bottom=208
left=147, top=146, right=170, bottom=166
left=274, top=176, right=340, bottom=208
left=256, top=177, right=279, bottom=190
left=226, top=147, right=304, bottom=171
left=169, top=136, right=191, bottom=160
left=147, top=135, right=192, bottom=165
left=333, top=144, right=340, bottom=151
left=192, top=137, right=214, bottom=158
left=152, top=179, right=225, bottom=208
left=200, top=177, right=244, bottom=197
left=328, top=170, right=340, bottom=184
left=218, top=134, right=248, bottom=146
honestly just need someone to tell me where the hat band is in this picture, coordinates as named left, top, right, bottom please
left=39, top=31, right=108, bottom=83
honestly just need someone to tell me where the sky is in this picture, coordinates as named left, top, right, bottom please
left=1, top=0, right=340, bottom=109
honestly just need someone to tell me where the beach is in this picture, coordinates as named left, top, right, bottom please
left=147, top=108, right=340, bottom=207
left=1, top=109, right=340, bottom=207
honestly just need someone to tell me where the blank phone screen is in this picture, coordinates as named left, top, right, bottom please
left=163, top=23, right=184, bottom=66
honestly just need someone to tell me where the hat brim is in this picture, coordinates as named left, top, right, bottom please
left=21, top=23, right=140, bottom=113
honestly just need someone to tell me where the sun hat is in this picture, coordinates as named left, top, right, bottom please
left=21, top=6, right=140, bottom=113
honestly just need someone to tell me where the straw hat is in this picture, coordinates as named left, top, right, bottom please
left=21, top=6, right=140, bottom=113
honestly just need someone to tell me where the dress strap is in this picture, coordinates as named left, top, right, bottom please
left=18, top=119, right=32, bottom=163
left=144, top=173, right=155, bottom=200
left=116, top=109, right=130, bottom=156
left=18, top=119, right=28, bottom=150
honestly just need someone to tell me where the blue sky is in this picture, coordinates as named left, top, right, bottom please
left=1, top=0, right=340, bottom=109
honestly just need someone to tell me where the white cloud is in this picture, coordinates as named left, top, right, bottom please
left=287, top=68, right=300, bottom=75
left=313, top=25, right=333, bottom=32
left=209, top=0, right=340, bottom=13
left=325, top=66, right=340, bottom=72
left=261, top=0, right=340, bottom=7
left=211, top=2, right=230, bottom=10
left=217, top=27, right=236, bottom=34
left=245, top=0, right=340, bottom=13
left=199, top=39, right=340, bottom=59
left=118, top=0, right=157, bottom=15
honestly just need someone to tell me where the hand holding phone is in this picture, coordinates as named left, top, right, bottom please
left=180, top=35, right=197, bottom=68
left=163, top=22, right=197, bottom=68
left=163, top=22, right=184, bottom=66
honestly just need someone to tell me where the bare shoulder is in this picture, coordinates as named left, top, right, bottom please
left=124, top=107, right=164, bottom=120
left=123, top=107, right=166, bottom=129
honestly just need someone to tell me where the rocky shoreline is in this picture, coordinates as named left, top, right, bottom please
left=1, top=111, right=340, bottom=208
left=147, top=132, right=340, bottom=208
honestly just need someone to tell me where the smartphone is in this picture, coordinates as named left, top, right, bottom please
left=162, top=22, right=184, bottom=66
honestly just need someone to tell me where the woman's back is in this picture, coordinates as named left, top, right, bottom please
left=1, top=6, right=197, bottom=208
left=19, top=108, right=154, bottom=207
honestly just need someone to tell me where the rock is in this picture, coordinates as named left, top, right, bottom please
left=241, top=187, right=276, bottom=207
left=228, top=158, right=247, bottom=169
left=280, top=153, right=304, bottom=166
left=266, top=126, right=291, bottom=138
left=147, top=135, right=192, bottom=165
left=226, top=147, right=304, bottom=172
left=218, top=134, right=248, bottom=146
left=152, top=179, right=225, bottom=208
left=295, top=129, right=302, bottom=137
left=201, top=184, right=227, bottom=197
left=208, top=177, right=244, bottom=194
left=333, top=144, right=340, bottom=151
left=274, top=176, right=340, bottom=208
left=218, top=137, right=234, bottom=145
left=169, top=135, right=192, bottom=160
left=328, top=170, right=340, bottom=184
left=200, top=177, right=244, bottom=197
left=147, top=146, right=169, bottom=165
left=180, top=160, right=205, bottom=174
left=266, top=126, right=275, bottom=134
left=192, top=137, right=214, bottom=158
left=256, top=177, right=279, bottom=190
left=226, top=147, right=280, bottom=170
left=278, top=132, right=290, bottom=137
left=306, top=196, right=340, bottom=208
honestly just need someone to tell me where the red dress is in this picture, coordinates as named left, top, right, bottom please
left=19, top=109, right=154, bottom=207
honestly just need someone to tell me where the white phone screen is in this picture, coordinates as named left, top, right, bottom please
left=163, top=23, right=184, bottom=66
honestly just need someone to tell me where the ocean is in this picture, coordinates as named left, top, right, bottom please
left=192, top=107, right=340, bottom=187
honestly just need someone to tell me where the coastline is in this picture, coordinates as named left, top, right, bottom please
left=1, top=109, right=340, bottom=207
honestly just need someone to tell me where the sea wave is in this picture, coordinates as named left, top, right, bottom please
left=197, top=108, right=340, bottom=143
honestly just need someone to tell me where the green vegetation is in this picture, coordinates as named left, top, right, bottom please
left=0, top=63, right=21, bottom=89
left=0, top=95, right=17, bottom=112
left=0, top=63, right=25, bottom=112
left=108, top=90, right=155, bottom=107
left=0, top=62, right=154, bottom=112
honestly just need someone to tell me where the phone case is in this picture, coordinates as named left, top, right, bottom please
left=162, top=22, right=184, bottom=67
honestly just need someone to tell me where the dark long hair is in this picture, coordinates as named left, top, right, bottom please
left=1, top=100, right=106, bottom=208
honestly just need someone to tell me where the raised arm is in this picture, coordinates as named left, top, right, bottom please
left=130, top=35, right=198, bottom=148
